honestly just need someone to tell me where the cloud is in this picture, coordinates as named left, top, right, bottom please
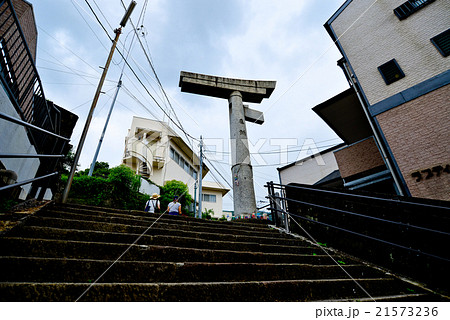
left=32, top=0, right=350, bottom=209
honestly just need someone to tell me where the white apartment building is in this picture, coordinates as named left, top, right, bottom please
left=122, top=116, right=208, bottom=197
left=201, top=181, right=230, bottom=218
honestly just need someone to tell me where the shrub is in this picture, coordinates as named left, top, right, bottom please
left=160, top=180, right=193, bottom=215
left=62, top=164, right=147, bottom=210
left=107, top=165, right=141, bottom=209
left=202, top=208, right=214, bottom=220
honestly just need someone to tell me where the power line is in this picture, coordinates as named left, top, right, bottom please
left=121, top=0, right=193, bottom=149
left=79, top=0, right=199, bottom=145
left=92, top=0, right=114, bottom=31
left=203, top=142, right=342, bottom=156
left=83, top=0, right=112, bottom=40
left=36, top=65, right=114, bottom=83
left=71, top=0, right=109, bottom=52
left=38, top=26, right=102, bottom=76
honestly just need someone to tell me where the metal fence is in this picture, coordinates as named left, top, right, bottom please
left=0, top=0, right=69, bottom=199
left=266, top=181, right=450, bottom=293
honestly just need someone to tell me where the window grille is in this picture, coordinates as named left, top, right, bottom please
left=378, top=59, right=405, bottom=85
left=431, top=29, right=450, bottom=57
left=394, top=0, right=435, bottom=20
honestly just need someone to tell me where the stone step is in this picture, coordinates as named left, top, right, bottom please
left=25, top=215, right=284, bottom=239
left=8, top=226, right=318, bottom=254
left=0, top=257, right=387, bottom=283
left=51, top=203, right=271, bottom=230
left=41, top=208, right=272, bottom=234
left=8, top=222, right=302, bottom=246
left=321, top=294, right=443, bottom=302
left=2, top=203, right=445, bottom=302
left=0, top=278, right=430, bottom=302
left=0, top=237, right=345, bottom=264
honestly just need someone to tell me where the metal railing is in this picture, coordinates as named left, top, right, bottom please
left=266, top=181, right=450, bottom=292
left=0, top=0, right=69, bottom=199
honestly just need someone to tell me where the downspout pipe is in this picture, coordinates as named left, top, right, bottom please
left=339, top=60, right=406, bottom=196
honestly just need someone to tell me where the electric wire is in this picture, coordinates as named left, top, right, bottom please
left=121, top=0, right=194, bottom=149
left=71, top=0, right=109, bottom=52
left=38, top=26, right=102, bottom=76
left=36, top=65, right=115, bottom=83
left=38, top=47, right=98, bottom=87
left=203, top=140, right=342, bottom=155
left=64, top=0, right=384, bottom=302
left=92, top=0, right=114, bottom=31
left=82, top=0, right=200, bottom=144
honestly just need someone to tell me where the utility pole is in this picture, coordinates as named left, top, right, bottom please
left=197, top=136, right=203, bottom=219
left=88, top=76, right=123, bottom=176
left=62, top=1, right=136, bottom=203
left=193, top=180, right=197, bottom=216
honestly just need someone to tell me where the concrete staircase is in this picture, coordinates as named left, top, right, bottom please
left=0, top=203, right=445, bottom=301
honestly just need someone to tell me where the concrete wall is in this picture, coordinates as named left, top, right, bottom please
left=334, top=137, right=385, bottom=179
left=376, top=84, right=450, bottom=201
left=0, top=85, right=40, bottom=199
left=331, top=0, right=450, bottom=105
left=139, top=178, right=160, bottom=196
left=279, top=151, right=339, bottom=185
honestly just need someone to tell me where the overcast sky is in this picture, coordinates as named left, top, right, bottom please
left=30, top=0, right=351, bottom=210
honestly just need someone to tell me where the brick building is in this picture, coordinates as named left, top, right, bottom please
left=313, top=0, right=449, bottom=201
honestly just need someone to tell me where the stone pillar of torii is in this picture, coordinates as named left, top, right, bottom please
left=179, top=71, right=276, bottom=217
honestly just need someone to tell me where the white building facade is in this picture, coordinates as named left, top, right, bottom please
left=201, top=181, right=230, bottom=219
left=122, top=116, right=207, bottom=197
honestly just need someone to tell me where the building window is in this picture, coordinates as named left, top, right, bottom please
left=378, top=59, right=405, bottom=85
left=169, top=146, right=198, bottom=180
left=202, top=194, right=217, bottom=203
left=394, top=0, right=435, bottom=20
left=431, top=29, right=450, bottom=57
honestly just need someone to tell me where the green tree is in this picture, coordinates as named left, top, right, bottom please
left=77, top=161, right=110, bottom=178
left=61, top=145, right=77, bottom=175
left=107, top=165, right=141, bottom=209
left=160, top=180, right=193, bottom=215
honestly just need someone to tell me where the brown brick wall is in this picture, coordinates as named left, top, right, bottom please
left=12, top=0, right=37, bottom=61
left=376, top=85, right=450, bottom=201
left=334, top=137, right=385, bottom=179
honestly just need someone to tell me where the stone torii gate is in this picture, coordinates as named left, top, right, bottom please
left=179, top=71, right=276, bottom=217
